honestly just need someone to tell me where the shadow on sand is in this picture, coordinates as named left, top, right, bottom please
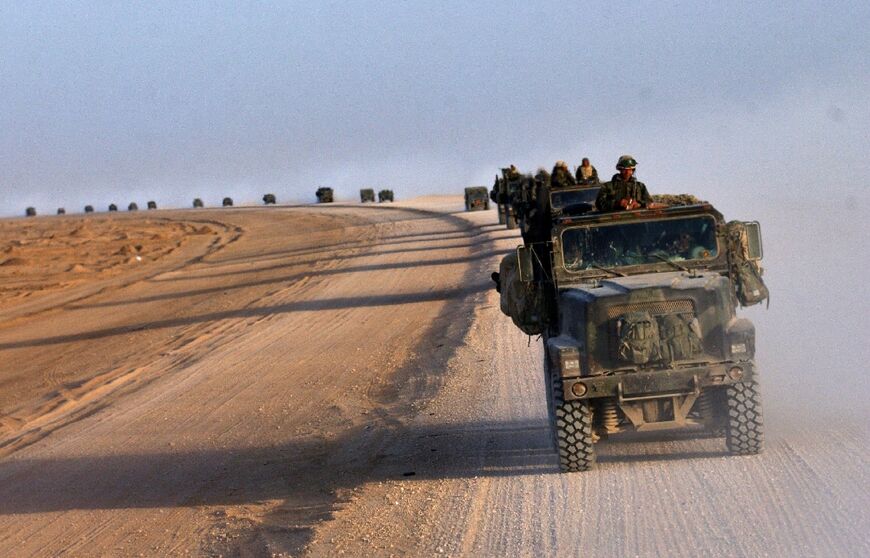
left=0, top=417, right=730, bottom=516
left=0, top=282, right=493, bottom=350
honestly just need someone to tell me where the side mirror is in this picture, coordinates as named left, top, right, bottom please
left=517, top=246, right=534, bottom=282
left=743, top=221, right=763, bottom=261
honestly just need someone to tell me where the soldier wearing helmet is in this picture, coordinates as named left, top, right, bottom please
left=550, top=160, right=576, bottom=190
left=595, top=155, right=652, bottom=212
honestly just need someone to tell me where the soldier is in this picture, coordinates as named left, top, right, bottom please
left=507, top=164, right=521, bottom=180
left=575, top=157, right=599, bottom=183
left=523, top=175, right=553, bottom=244
left=595, top=155, right=652, bottom=212
left=550, top=160, right=576, bottom=190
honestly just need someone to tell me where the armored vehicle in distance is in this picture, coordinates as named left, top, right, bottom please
left=193, top=198, right=204, bottom=208
left=128, top=202, right=138, bottom=211
left=498, top=202, right=767, bottom=471
left=108, top=204, right=118, bottom=212
left=147, top=201, right=157, bottom=210
left=25, top=207, right=36, bottom=217
left=263, top=193, right=276, bottom=205
left=360, top=188, right=376, bottom=203
left=464, top=187, right=490, bottom=211
left=316, top=187, right=334, bottom=203
left=84, top=205, right=95, bottom=213
left=378, top=189, right=394, bottom=202
left=57, top=208, right=66, bottom=215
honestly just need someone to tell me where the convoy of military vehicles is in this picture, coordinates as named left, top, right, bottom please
left=21, top=187, right=406, bottom=215
left=489, top=162, right=768, bottom=472
left=12, top=160, right=767, bottom=475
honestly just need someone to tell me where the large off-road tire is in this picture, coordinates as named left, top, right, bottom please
left=547, top=367, right=596, bottom=472
left=724, top=381, right=764, bottom=455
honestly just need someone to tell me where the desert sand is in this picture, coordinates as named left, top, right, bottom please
left=0, top=199, right=866, bottom=557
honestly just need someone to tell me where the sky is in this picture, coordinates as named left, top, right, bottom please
left=1, top=1, right=869, bottom=214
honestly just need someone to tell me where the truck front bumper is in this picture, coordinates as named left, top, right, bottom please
left=562, top=361, right=756, bottom=402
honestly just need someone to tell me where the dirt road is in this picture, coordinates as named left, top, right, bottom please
left=0, top=199, right=866, bottom=557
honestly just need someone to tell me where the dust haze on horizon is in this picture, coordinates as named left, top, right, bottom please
left=1, top=1, right=868, bottom=216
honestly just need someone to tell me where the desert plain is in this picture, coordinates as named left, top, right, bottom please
left=0, top=198, right=866, bottom=557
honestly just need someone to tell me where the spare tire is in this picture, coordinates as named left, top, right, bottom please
left=498, top=252, right=543, bottom=335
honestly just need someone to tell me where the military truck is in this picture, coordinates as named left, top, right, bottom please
left=147, top=200, right=157, bottom=210
left=316, top=187, right=334, bottom=203
left=378, top=189, right=394, bottom=202
left=360, top=188, right=376, bottom=203
left=497, top=170, right=526, bottom=229
left=108, top=204, right=118, bottom=212
left=496, top=202, right=767, bottom=471
left=222, top=197, right=233, bottom=207
left=263, top=193, right=276, bottom=205
left=491, top=169, right=521, bottom=227
left=464, top=187, right=490, bottom=211
left=128, top=202, right=138, bottom=211
left=25, top=207, right=36, bottom=217
left=84, top=205, right=95, bottom=213
left=490, top=180, right=505, bottom=224
left=57, top=208, right=66, bottom=215
left=192, top=198, right=204, bottom=208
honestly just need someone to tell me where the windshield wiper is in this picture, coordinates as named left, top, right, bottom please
left=589, top=263, right=626, bottom=277
left=652, top=253, right=693, bottom=274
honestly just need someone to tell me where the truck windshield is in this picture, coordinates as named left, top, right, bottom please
left=550, top=188, right=600, bottom=211
left=561, top=215, right=718, bottom=271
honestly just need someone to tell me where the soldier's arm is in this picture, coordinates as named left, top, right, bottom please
left=639, top=184, right=653, bottom=206
left=595, top=185, right=613, bottom=212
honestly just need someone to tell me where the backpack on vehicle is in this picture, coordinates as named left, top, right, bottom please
left=658, top=313, right=703, bottom=363
left=498, top=252, right=544, bottom=336
left=616, top=311, right=662, bottom=365
left=726, top=221, right=769, bottom=307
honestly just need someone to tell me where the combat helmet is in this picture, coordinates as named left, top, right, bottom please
left=616, top=155, right=638, bottom=169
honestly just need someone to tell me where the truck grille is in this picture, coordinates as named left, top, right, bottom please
left=606, top=299, right=695, bottom=319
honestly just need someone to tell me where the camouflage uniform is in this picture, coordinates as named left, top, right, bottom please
left=595, top=173, right=652, bottom=212
left=550, top=164, right=576, bottom=190
left=575, top=164, right=599, bottom=183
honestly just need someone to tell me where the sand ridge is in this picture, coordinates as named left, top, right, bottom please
left=0, top=215, right=216, bottom=311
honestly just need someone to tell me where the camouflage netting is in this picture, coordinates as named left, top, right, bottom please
left=652, top=194, right=706, bottom=206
